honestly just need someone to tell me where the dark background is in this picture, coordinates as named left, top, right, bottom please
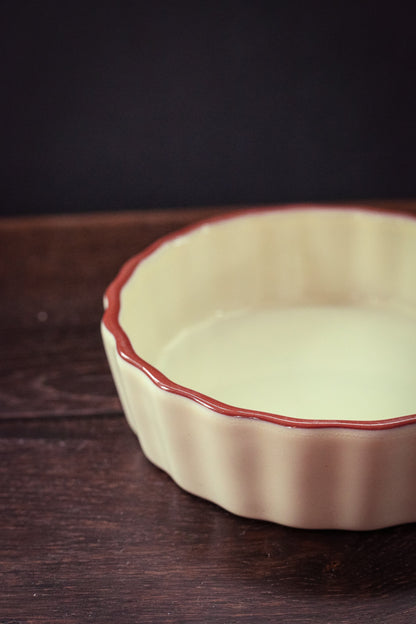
left=1, top=2, right=415, bottom=217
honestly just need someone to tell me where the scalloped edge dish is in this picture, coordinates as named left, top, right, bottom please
left=102, top=205, right=416, bottom=529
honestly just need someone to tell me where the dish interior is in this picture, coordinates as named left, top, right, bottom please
left=157, top=305, right=416, bottom=420
left=119, top=208, right=416, bottom=422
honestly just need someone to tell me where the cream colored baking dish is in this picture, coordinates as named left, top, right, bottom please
left=102, top=206, right=416, bottom=530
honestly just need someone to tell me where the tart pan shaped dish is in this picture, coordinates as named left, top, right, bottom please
left=102, top=206, right=416, bottom=530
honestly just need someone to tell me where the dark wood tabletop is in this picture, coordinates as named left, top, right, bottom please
left=1, top=201, right=416, bottom=623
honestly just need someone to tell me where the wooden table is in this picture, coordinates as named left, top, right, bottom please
left=1, top=202, right=416, bottom=623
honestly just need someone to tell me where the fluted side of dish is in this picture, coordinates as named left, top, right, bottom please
left=102, top=323, right=416, bottom=530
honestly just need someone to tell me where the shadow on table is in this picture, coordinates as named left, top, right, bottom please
left=160, top=478, right=416, bottom=600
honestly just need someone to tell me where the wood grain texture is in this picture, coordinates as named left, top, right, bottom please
left=1, top=202, right=416, bottom=623
left=1, top=416, right=416, bottom=624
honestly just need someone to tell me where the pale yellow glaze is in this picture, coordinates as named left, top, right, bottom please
left=103, top=207, right=416, bottom=529
left=157, top=305, right=416, bottom=421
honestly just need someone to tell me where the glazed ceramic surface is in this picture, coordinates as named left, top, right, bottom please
left=102, top=206, right=416, bottom=529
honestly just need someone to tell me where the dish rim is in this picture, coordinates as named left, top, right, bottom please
left=102, top=203, right=416, bottom=431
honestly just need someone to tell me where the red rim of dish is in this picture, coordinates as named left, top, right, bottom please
left=102, top=203, right=416, bottom=430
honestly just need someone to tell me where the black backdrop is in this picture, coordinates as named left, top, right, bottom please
left=1, top=2, right=416, bottom=216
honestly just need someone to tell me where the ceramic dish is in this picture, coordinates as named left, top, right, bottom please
left=102, top=206, right=416, bottom=530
